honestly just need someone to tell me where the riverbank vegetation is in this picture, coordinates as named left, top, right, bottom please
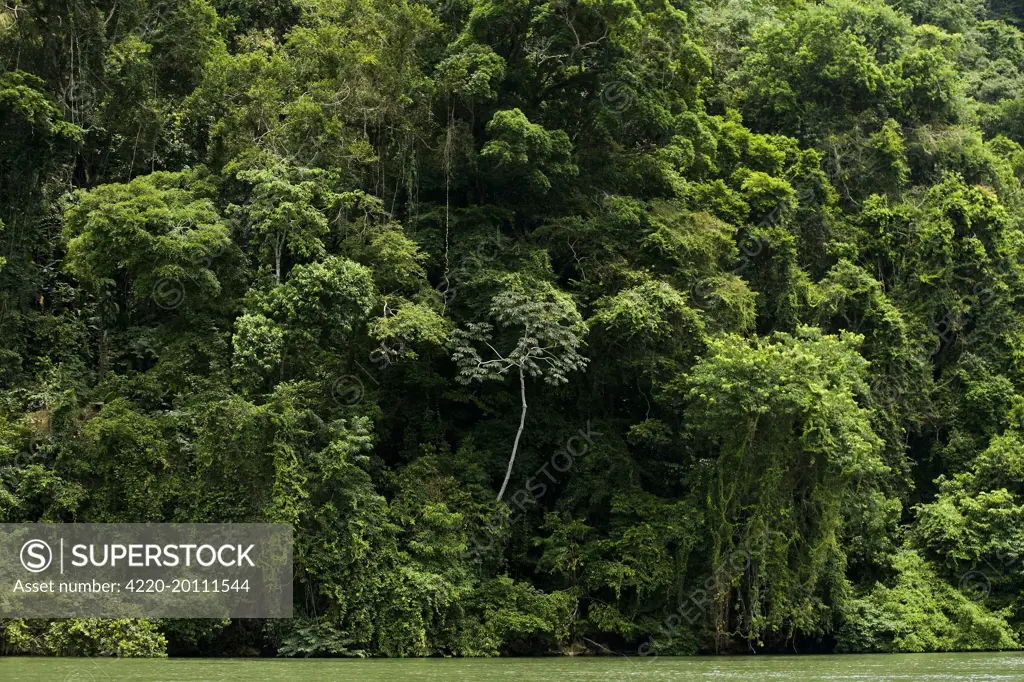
left=3, top=0, right=1024, bottom=658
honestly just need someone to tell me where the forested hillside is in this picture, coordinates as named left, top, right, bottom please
left=4, top=0, right=1024, bottom=658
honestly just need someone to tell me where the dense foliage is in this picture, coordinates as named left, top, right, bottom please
left=3, top=0, right=1024, bottom=658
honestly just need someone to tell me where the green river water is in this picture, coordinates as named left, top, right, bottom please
left=1, top=653, right=1023, bottom=681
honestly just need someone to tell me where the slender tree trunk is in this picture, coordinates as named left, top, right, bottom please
left=497, top=365, right=527, bottom=501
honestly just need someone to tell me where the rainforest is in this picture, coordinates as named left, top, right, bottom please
left=3, top=0, right=1024, bottom=659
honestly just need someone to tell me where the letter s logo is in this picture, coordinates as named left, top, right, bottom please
left=20, top=539, right=52, bottom=573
